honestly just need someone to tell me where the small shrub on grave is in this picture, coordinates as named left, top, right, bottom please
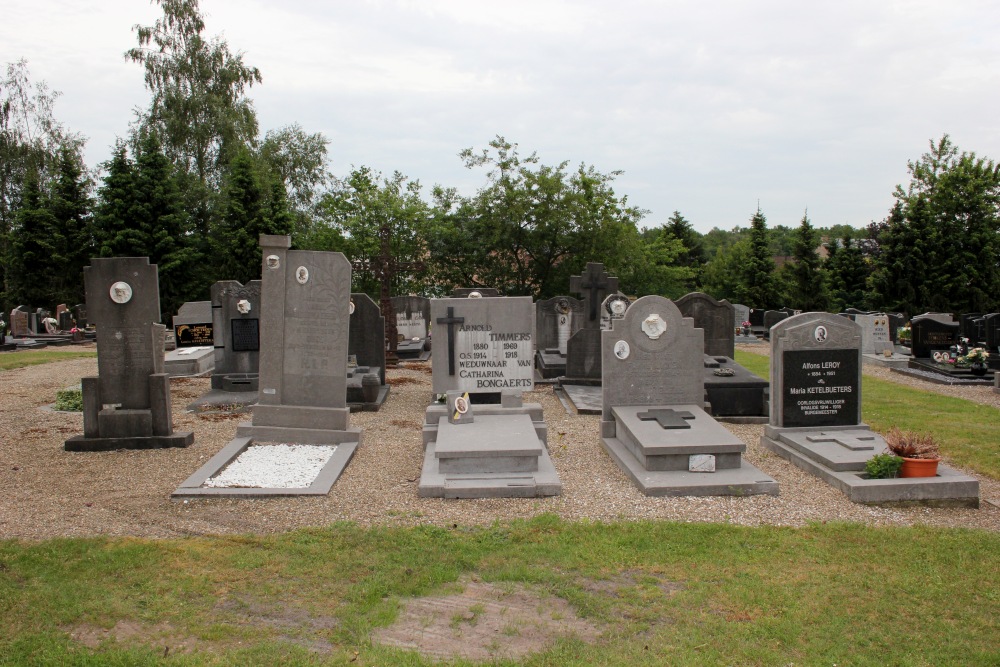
left=865, top=453, right=903, bottom=479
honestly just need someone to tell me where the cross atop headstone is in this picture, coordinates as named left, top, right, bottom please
left=805, top=432, right=877, bottom=451
left=436, top=306, right=465, bottom=376
left=351, top=221, right=425, bottom=364
left=570, top=262, right=619, bottom=325
left=637, top=408, right=696, bottom=429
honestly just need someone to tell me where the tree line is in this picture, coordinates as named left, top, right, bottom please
left=3, top=0, right=999, bottom=325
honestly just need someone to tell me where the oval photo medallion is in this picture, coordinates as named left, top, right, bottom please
left=814, top=325, right=828, bottom=343
left=265, top=254, right=280, bottom=270
left=109, top=281, right=133, bottom=304
left=295, top=266, right=309, bottom=284
left=614, top=340, right=630, bottom=360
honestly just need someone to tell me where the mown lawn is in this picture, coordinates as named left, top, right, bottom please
left=0, top=348, right=96, bottom=372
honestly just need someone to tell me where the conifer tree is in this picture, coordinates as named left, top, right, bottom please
left=826, top=234, right=868, bottom=311
left=215, top=148, right=269, bottom=285
left=93, top=144, right=143, bottom=258
left=48, top=147, right=92, bottom=304
left=8, top=171, right=58, bottom=306
left=788, top=212, right=828, bottom=311
left=736, top=208, right=777, bottom=309
left=662, top=210, right=705, bottom=289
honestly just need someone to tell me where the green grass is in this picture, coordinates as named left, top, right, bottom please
left=0, top=349, right=96, bottom=372
left=0, top=519, right=996, bottom=665
left=735, top=349, right=1000, bottom=478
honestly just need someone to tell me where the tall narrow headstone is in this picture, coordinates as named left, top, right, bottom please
left=600, top=295, right=777, bottom=496
left=855, top=313, right=893, bottom=355
left=390, top=295, right=432, bottom=360
left=10, top=308, right=29, bottom=337
left=534, top=296, right=583, bottom=378
left=565, top=263, right=619, bottom=380
left=761, top=312, right=978, bottom=506
left=65, top=257, right=193, bottom=451
left=175, top=236, right=362, bottom=497
left=347, top=292, right=389, bottom=410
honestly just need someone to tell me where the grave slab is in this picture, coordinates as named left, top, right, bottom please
left=164, top=346, right=215, bottom=377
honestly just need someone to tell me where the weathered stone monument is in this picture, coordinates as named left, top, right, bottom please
left=65, top=257, right=193, bottom=452
left=164, top=300, right=215, bottom=377
left=209, top=280, right=262, bottom=392
left=760, top=312, right=978, bottom=505
left=347, top=292, right=389, bottom=411
left=534, top=296, right=583, bottom=379
left=418, top=295, right=560, bottom=498
left=675, top=292, right=735, bottom=358
left=600, top=295, right=778, bottom=496
left=452, top=287, right=500, bottom=298
left=175, top=236, right=362, bottom=497
left=564, top=263, right=619, bottom=381
left=855, top=312, right=893, bottom=356
left=390, top=295, right=432, bottom=360
left=10, top=307, right=29, bottom=337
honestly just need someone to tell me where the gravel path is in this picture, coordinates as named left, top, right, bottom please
left=0, top=350, right=997, bottom=541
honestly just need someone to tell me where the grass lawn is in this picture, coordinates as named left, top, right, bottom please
left=0, top=348, right=96, bottom=372
left=1, top=518, right=997, bottom=665
left=735, top=349, right=1000, bottom=479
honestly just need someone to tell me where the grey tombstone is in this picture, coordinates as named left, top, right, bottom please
left=675, top=292, right=736, bottom=358
left=451, top=287, right=500, bottom=298
left=599, top=293, right=631, bottom=331
left=209, top=280, right=262, bottom=392
left=419, top=295, right=560, bottom=498
left=72, top=303, right=88, bottom=329
left=565, top=263, right=619, bottom=381
left=390, top=295, right=432, bottom=360
left=600, top=295, right=777, bottom=496
left=733, top=303, right=750, bottom=329
left=175, top=235, right=362, bottom=498
left=534, top=296, right=583, bottom=378
left=347, top=292, right=389, bottom=410
left=855, top=313, right=893, bottom=355
left=64, top=257, right=193, bottom=452
left=760, top=312, right=978, bottom=506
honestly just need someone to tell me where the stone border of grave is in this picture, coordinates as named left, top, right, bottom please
left=171, top=437, right=356, bottom=498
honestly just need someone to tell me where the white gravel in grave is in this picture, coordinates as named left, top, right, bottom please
left=204, top=443, right=337, bottom=489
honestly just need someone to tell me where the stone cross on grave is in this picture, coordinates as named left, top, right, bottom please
left=570, top=262, right=619, bottom=325
left=637, top=409, right=696, bottom=429
left=436, top=306, right=465, bottom=376
left=805, top=431, right=877, bottom=451
left=351, top=221, right=425, bottom=365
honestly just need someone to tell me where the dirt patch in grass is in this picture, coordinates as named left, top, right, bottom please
left=576, top=568, right=685, bottom=598
left=66, top=620, right=204, bottom=655
left=372, top=577, right=599, bottom=662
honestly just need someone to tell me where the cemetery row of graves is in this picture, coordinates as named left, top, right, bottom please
left=2, top=236, right=989, bottom=511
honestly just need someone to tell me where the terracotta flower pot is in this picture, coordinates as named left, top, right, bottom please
left=900, top=457, right=940, bottom=478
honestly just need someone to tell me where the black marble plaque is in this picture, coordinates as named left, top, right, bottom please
left=231, top=318, right=260, bottom=352
left=174, top=323, right=214, bottom=347
left=781, top=348, right=859, bottom=427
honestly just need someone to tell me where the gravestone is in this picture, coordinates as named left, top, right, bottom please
left=675, top=292, right=736, bottom=358
left=72, top=303, right=88, bottom=329
left=855, top=313, right=893, bottom=355
left=748, top=308, right=766, bottom=334
left=64, top=257, right=193, bottom=452
left=534, top=296, right=583, bottom=379
left=910, top=315, right=958, bottom=358
left=960, top=313, right=983, bottom=342
left=761, top=312, right=978, bottom=506
left=982, top=313, right=1000, bottom=350
left=600, top=295, right=777, bottom=496
left=176, top=235, right=362, bottom=497
left=763, top=308, right=794, bottom=339
left=599, top=293, right=631, bottom=331
left=209, top=280, right=262, bottom=392
left=733, top=303, right=750, bottom=329
left=58, top=309, right=74, bottom=332
left=701, top=355, right=769, bottom=419
left=347, top=292, right=389, bottom=410
left=164, top=300, right=215, bottom=377
left=419, top=295, right=559, bottom=498
left=10, top=308, right=29, bottom=337
left=173, top=301, right=214, bottom=347
left=451, top=287, right=500, bottom=298
left=390, top=295, right=432, bottom=360
left=565, top=263, right=619, bottom=381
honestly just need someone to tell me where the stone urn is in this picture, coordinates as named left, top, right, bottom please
left=361, top=373, right=381, bottom=404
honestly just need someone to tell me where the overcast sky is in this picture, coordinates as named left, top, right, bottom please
left=5, top=0, right=1000, bottom=233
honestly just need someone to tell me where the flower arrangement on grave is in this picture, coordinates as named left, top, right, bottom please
left=898, top=324, right=912, bottom=345
left=961, top=347, right=990, bottom=364
left=882, top=427, right=941, bottom=477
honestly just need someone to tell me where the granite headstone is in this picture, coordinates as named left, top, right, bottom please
left=675, top=292, right=736, bottom=358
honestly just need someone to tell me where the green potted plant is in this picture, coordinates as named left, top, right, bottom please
left=883, top=427, right=941, bottom=478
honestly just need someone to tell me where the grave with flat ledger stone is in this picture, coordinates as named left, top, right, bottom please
left=347, top=293, right=389, bottom=411
left=895, top=313, right=993, bottom=384
left=760, top=312, right=979, bottom=506
left=65, top=257, right=193, bottom=452
left=391, top=295, right=432, bottom=361
left=164, top=301, right=215, bottom=377
left=600, top=295, right=778, bottom=496
left=175, top=235, right=362, bottom=498
left=419, top=295, right=560, bottom=498
left=856, top=312, right=910, bottom=369
left=534, top=296, right=583, bottom=379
